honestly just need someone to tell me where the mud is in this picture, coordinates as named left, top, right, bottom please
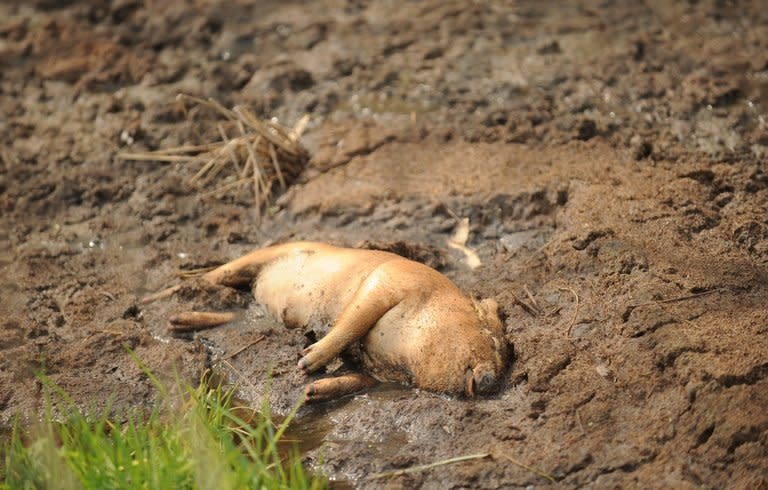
left=2, top=1, right=768, bottom=487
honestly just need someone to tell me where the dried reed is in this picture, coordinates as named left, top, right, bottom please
left=117, top=94, right=309, bottom=219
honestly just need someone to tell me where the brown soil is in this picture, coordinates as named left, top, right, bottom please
left=2, top=1, right=768, bottom=487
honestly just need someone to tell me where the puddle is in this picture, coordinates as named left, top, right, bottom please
left=266, top=383, right=413, bottom=487
left=281, top=382, right=412, bottom=452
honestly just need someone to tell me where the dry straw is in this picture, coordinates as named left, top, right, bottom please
left=117, top=94, right=309, bottom=220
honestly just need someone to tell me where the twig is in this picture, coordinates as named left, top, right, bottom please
left=523, top=284, right=539, bottom=311
left=141, top=284, right=182, bottom=304
left=253, top=156, right=262, bottom=221
left=151, top=142, right=222, bottom=155
left=197, top=151, right=229, bottom=187
left=268, top=142, right=286, bottom=190
left=188, top=150, right=223, bottom=184
left=497, top=452, right=556, bottom=483
left=547, top=306, right=563, bottom=317
left=117, top=153, right=201, bottom=163
left=510, top=292, right=540, bottom=317
left=198, top=177, right=250, bottom=199
left=234, top=106, right=296, bottom=155
left=266, top=119, right=295, bottom=146
left=236, top=119, right=266, bottom=198
left=217, top=123, right=242, bottom=175
left=239, top=153, right=253, bottom=180
left=559, top=286, right=580, bottom=338
left=290, top=114, right=310, bottom=142
left=177, top=93, right=237, bottom=120
left=241, top=131, right=264, bottom=221
left=367, top=453, right=490, bottom=480
left=223, top=335, right=266, bottom=360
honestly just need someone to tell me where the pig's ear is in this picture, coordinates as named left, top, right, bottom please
left=479, top=298, right=505, bottom=338
left=480, top=298, right=499, bottom=318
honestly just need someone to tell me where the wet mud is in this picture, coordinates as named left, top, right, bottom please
left=2, top=1, right=767, bottom=487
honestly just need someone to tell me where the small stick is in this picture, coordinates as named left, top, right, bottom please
left=266, top=118, right=294, bottom=143
left=223, top=335, right=266, bottom=360
left=263, top=117, right=296, bottom=149
left=497, top=452, right=556, bottom=483
left=547, top=306, right=562, bottom=317
left=217, top=123, right=242, bottom=176
left=510, top=292, right=540, bottom=317
left=290, top=114, right=310, bottom=142
left=235, top=106, right=299, bottom=155
left=206, top=97, right=240, bottom=122
left=559, top=286, right=580, bottom=338
left=141, top=284, right=182, bottom=304
left=194, top=155, right=225, bottom=187
left=150, top=143, right=223, bottom=155
left=117, top=153, right=198, bottom=163
left=198, top=177, right=250, bottom=199
left=252, top=140, right=269, bottom=195
left=268, top=143, right=287, bottom=190
left=523, top=284, right=539, bottom=311
left=167, top=311, right=236, bottom=332
left=239, top=123, right=265, bottom=189
left=177, top=93, right=237, bottom=121
left=253, top=156, right=262, bottom=221
left=197, top=147, right=232, bottom=187
left=367, top=453, right=490, bottom=480
left=238, top=123, right=266, bottom=215
left=239, top=153, right=253, bottom=179
left=239, top=133, right=264, bottom=221
left=188, top=152, right=222, bottom=184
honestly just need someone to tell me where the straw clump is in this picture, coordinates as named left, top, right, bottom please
left=118, top=94, right=309, bottom=219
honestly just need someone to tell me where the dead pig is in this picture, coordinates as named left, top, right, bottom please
left=144, top=242, right=509, bottom=402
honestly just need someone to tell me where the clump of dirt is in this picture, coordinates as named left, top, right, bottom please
left=1, top=1, right=767, bottom=488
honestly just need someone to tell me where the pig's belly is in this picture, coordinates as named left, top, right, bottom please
left=252, top=253, right=370, bottom=328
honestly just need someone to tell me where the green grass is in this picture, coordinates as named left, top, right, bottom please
left=0, top=372, right=326, bottom=490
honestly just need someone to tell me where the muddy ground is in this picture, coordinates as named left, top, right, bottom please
left=2, top=0, right=768, bottom=487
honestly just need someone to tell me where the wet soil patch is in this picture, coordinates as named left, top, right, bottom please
left=2, top=1, right=767, bottom=487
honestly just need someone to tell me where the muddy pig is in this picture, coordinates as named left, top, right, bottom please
left=144, top=242, right=509, bottom=402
